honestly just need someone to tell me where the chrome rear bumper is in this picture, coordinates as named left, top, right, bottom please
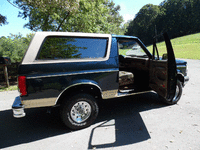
left=12, top=96, right=26, bottom=118
left=184, top=76, right=189, bottom=86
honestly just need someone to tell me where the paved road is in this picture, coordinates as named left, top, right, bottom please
left=0, top=59, right=200, bottom=150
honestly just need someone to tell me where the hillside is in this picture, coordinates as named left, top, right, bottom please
left=147, top=33, right=200, bottom=60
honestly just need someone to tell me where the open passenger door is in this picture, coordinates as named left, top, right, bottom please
left=149, top=32, right=177, bottom=100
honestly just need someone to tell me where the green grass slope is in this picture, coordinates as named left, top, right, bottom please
left=147, top=32, right=200, bottom=59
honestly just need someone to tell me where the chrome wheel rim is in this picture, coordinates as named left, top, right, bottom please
left=70, top=101, right=91, bottom=123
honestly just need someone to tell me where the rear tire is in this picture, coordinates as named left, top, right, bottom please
left=60, top=93, right=98, bottom=130
left=159, top=80, right=182, bottom=105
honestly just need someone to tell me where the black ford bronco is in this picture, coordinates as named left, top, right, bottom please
left=12, top=32, right=189, bottom=130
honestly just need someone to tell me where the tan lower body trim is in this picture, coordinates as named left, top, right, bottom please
left=102, top=89, right=154, bottom=99
left=22, top=98, right=56, bottom=109
left=102, top=89, right=118, bottom=99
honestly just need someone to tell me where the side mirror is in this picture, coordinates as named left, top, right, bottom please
left=118, top=44, right=123, bottom=49
left=0, top=57, right=11, bottom=65
left=162, top=53, right=168, bottom=60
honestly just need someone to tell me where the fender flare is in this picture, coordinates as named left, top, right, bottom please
left=55, top=80, right=103, bottom=105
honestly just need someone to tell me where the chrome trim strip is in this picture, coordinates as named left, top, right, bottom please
left=117, top=90, right=153, bottom=98
left=32, top=58, right=108, bottom=64
left=184, top=76, right=189, bottom=86
left=26, top=69, right=118, bottom=79
left=177, top=65, right=187, bottom=68
left=177, top=72, right=184, bottom=76
left=55, top=82, right=103, bottom=104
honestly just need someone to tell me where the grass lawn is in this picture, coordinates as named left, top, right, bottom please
left=0, top=85, right=18, bottom=92
left=147, top=32, right=200, bottom=59
left=1, top=33, right=200, bottom=92
left=119, top=49, right=130, bottom=55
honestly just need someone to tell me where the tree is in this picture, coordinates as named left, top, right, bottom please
left=13, top=0, right=79, bottom=31
left=13, top=0, right=124, bottom=34
left=1, top=33, right=34, bottom=62
left=62, top=0, right=124, bottom=34
left=0, top=14, right=8, bottom=26
left=0, top=36, right=6, bottom=56
left=190, top=0, right=200, bottom=32
left=126, top=0, right=200, bottom=45
left=160, top=0, right=192, bottom=37
left=126, top=4, right=162, bottom=45
left=38, top=37, right=85, bottom=59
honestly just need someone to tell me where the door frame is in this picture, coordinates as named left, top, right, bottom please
left=149, top=32, right=177, bottom=99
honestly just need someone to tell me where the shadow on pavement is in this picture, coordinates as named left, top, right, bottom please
left=0, top=107, right=68, bottom=148
left=0, top=92, right=167, bottom=149
left=88, top=92, right=167, bottom=149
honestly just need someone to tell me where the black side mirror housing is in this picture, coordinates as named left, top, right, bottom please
left=0, top=57, right=11, bottom=65
left=162, top=53, right=168, bottom=60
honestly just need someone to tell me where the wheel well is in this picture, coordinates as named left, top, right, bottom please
left=56, top=84, right=102, bottom=105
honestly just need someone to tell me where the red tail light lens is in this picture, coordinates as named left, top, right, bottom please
left=18, top=76, right=27, bottom=96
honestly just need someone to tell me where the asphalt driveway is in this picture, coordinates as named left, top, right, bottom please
left=0, top=59, right=200, bottom=150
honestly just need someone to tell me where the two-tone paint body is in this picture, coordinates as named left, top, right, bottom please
left=15, top=32, right=120, bottom=110
left=12, top=32, right=189, bottom=118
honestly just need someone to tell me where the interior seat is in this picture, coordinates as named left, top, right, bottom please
left=119, top=71, right=134, bottom=86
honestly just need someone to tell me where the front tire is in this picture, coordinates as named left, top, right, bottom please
left=60, top=93, right=99, bottom=130
left=159, top=80, right=183, bottom=105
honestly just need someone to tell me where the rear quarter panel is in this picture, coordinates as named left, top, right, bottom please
left=18, top=33, right=119, bottom=108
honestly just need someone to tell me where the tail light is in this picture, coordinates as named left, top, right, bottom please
left=18, top=76, right=27, bottom=96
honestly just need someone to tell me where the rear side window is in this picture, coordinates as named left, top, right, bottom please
left=37, top=36, right=108, bottom=60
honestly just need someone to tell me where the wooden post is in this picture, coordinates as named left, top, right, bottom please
left=3, top=65, right=9, bottom=87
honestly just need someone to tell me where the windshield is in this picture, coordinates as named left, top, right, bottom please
left=118, top=39, right=148, bottom=57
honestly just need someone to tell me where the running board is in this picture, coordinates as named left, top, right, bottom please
left=117, top=90, right=153, bottom=97
left=119, top=89, right=134, bottom=93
